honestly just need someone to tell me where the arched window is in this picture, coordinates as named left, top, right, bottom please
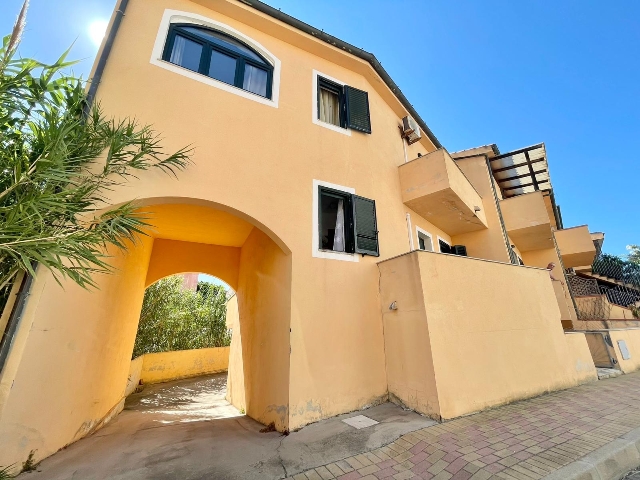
left=162, top=24, right=273, bottom=99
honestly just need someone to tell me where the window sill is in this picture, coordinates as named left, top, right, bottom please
left=313, top=118, right=352, bottom=136
left=313, top=249, right=359, bottom=262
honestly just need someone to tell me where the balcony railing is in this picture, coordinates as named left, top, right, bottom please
left=567, top=254, right=640, bottom=320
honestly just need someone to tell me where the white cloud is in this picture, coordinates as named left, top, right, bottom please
left=88, top=20, right=108, bottom=47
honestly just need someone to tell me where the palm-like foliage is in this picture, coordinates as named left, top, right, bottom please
left=0, top=27, right=191, bottom=291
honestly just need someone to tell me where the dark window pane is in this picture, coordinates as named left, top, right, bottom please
left=243, top=64, right=268, bottom=97
left=320, top=191, right=351, bottom=252
left=182, top=27, right=267, bottom=64
left=419, top=237, right=425, bottom=250
left=169, top=35, right=202, bottom=72
left=209, top=50, right=237, bottom=85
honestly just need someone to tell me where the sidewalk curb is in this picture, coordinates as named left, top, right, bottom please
left=545, top=426, right=640, bottom=480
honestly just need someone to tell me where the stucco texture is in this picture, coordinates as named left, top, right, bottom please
left=379, top=251, right=597, bottom=420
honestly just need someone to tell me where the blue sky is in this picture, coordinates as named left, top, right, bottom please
left=2, top=0, right=638, bottom=257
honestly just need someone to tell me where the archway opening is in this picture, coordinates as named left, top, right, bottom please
left=123, top=202, right=292, bottom=432
left=125, top=272, right=241, bottom=424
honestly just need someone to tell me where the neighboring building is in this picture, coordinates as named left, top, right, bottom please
left=181, top=272, right=199, bottom=290
left=0, top=0, right=633, bottom=467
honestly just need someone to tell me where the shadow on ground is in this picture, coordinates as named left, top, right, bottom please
left=22, top=373, right=434, bottom=480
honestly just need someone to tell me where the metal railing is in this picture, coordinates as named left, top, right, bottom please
left=567, top=254, right=640, bottom=321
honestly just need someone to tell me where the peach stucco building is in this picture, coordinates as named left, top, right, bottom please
left=0, top=0, right=635, bottom=467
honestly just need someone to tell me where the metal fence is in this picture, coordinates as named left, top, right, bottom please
left=566, top=254, right=640, bottom=321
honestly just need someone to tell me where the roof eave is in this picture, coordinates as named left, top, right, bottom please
left=241, top=0, right=442, bottom=149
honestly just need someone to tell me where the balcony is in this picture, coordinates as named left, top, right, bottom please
left=500, top=191, right=553, bottom=252
left=398, top=150, right=488, bottom=235
left=378, top=251, right=596, bottom=421
left=554, top=226, right=597, bottom=268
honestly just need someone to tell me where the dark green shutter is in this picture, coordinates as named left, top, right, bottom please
left=344, top=86, right=372, bottom=134
left=352, top=195, right=379, bottom=256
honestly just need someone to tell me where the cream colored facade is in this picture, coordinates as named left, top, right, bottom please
left=0, top=0, right=609, bottom=466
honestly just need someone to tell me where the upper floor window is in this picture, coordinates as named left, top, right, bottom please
left=163, top=24, right=273, bottom=99
left=315, top=74, right=372, bottom=134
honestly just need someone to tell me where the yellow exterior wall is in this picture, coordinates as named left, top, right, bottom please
left=381, top=253, right=440, bottom=418
left=237, top=228, right=291, bottom=430
left=522, top=247, right=578, bottom=322
left=145, top=238, right=242, bottom=289
left=379, top=252, right=597, bottom=420
left=609, top=329, right=640, bottom=373
left=136, top=347, right=230, bottom=384
left=125, top=356, right=144, bottom=397
left=406, top=207, right=452, bottom=252
left=225, top=295, right=246, bottom=413
left=564, top=333, right=599, bottom=384
left=450, top=155, right=511, bottom=263
left=0, top=237, right=154, bottom=465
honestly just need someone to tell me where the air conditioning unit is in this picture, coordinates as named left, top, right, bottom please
left=451, top=245, right=468, bottom=256
left=402, top=116, right=421, bottom=145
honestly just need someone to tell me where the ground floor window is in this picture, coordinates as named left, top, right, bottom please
left=319, top=187, right=353, bottom=252
left=417, top=228, right=434, bottom=251
left=438, top=237, right=451, bottom=254
left=314, top=181, right=380, bottom=259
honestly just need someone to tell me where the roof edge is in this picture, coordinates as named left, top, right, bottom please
left=242, top=0, right=442, bottom=149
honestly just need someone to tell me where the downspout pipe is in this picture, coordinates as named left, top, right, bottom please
left=85, top=0, right=130, bottom=110
left=241, top=0, right=443, bottom=150
left=0, top=273, right=34, bottom=373
left=0, top=1, right=130, bottom=375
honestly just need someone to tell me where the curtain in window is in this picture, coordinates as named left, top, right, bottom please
left=319, top=88, right=340, bottom=126
left=170, top=36, right=187, bottom=64
left=243, top=64, right=268, bottom=97
left=333, top=199, right=345, bottom=252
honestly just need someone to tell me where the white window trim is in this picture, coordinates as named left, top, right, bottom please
left=416, top=227, right=434, bottom=252
left=312, top=179, right=358, bottom=262
left=150, top=9, right=281, bottom=108
left=437, top=236, right=451, bottom=253
left=312, top=70, right=352, bottom=136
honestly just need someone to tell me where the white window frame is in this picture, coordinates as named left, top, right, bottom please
left=312, top=70, right=352, bottom=136
left=416, top=227, right=434, bottom=252
left=312, top=179, right=358, bottom=262
left=150, top=9, right=282, bottom=108
left=437, top=236, right=451, bottom=253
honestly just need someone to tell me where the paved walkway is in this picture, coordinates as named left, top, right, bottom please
left=291, top=372, right=640, bottom=480
left=24, top=374, right=433, bottom=479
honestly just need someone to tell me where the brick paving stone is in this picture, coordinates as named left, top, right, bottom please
left=338, top=472, right=362, bottom=480
left=392, top=471, right=414, bottom=480
left=372, top=468, right=394, bottom=479
left=355, top=454, right=374, bottom=467
left=316, top=466, right=336, bottom=480
left=468, top=470, right=492, bottom=480
left=432, top=472, right=453, bottom=480
left=359, top=465, right=381, bottom=476
left=305, top=470, right=324, bottom=480
left=289, top=373, right=640, bottom=480
left=327, top=463, right=346, bottom=477
left=336, top=460, right=355, bottom=473
left=345, top=457, right=366, bottom=470
left=376, top=459, right=397, bottom=470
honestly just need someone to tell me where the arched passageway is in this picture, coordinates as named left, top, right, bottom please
left=0, top=199, right=292, bottom=464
